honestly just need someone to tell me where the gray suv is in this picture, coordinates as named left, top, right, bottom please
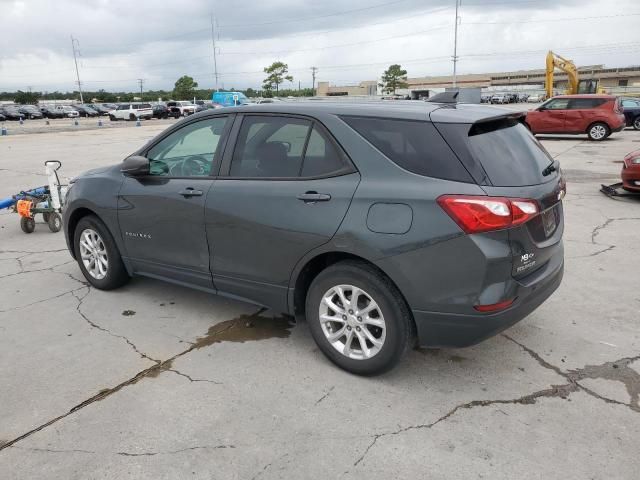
left=63, top=102, right=565, bottom=375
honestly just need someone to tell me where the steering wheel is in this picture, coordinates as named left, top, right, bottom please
left=180, top=155, right=209, bottom=176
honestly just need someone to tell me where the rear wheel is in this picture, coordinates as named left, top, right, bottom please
left=587, top=122, right=610, bottom=141
left=129, top=113, right=137, bottom=121
left=633, top=117, right=640, bottom=131
left=305, top=261, right=412, bottom=376
left=74, top=215, right=129, bottom=290
left=47, top=212, right=62, bottom=233
left=109, top=114, right=116, bottom=121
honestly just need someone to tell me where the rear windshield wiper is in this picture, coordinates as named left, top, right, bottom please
left=542, top=160, right=558, bottom=177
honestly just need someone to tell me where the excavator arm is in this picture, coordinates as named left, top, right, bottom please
left=545, top=50, right=579, bottom=98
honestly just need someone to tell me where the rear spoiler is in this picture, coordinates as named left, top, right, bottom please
left=429, top=105, right=526, bottom=125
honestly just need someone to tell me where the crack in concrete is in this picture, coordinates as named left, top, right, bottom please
left=0, top=307, right=286, bottom=453
left=0, top=287, right=86, bottom=314
left=8, top=444, right=234, bottom=456
left=70, top=287, right=159, bottom=364
left=351, top=335, right=640, bottom=469
left=315, top=386, right=335, bottom=405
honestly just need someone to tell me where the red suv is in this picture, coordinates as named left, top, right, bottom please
left=525, top=94, right=625, bottom=141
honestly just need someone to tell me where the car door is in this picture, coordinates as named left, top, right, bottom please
left=205, top=114, right=360, bottom=311
left=565, top=98, right=604, bottom=132
left=117, top=115, right=232, bottom=291
left=528, top=98, right=569, bottom=133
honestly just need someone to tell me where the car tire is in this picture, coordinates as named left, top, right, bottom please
left=129, top=113, right=136, bottom=121
left=305, top=260, right=413, bottom=376
left=20, top=217, right=35, bottom=234
left=47, top=212, right=62, bottom=233
left=633, top=117, right=640, bottom=131
left=587, top=122, right=610, bottom=141
left=74, top=215, right=130, bottom=290
left=109, top=115, right=116, bottom=121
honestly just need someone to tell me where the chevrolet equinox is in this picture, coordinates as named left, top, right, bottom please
left=63, top=102, right=565, bottom=375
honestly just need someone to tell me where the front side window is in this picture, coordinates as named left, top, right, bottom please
left=543, top=99, right=570, bottom=110
left=146, top=116, right=229, bottom=177
left=229, top=116, right=347, bottom=178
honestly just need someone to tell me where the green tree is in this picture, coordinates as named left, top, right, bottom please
left=379, top=64, right=408, bottom=94
left=263, top=62, right=293, bottom=94
left=14, top=90, right=39, bottom=104
left=173, top=75, right=199, bottom=100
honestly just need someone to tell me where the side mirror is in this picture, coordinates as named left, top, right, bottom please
left=121, top=155, right=150, bottom=176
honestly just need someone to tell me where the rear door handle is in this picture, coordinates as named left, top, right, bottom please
left=297, top=191, right=331, bottom=203
left=178, top=188, right=203, bottom=197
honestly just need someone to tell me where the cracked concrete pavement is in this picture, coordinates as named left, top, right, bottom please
left=1, top=121, right=639, bottom=479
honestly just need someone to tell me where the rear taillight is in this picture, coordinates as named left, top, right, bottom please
left=437, top=195, right=539, bottom=234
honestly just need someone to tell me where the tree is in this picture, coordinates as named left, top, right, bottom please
left=379, top=64, right=409, bottom=94
left=263, top=62, right=293, bottom=94
left=173, top=75, right=198, bottom=100
left=14, top=90, right=39, bottom=104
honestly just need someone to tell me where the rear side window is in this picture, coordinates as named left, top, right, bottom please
left=568, top=98, right=607, bottom=109
left=341, top=116, right=472, bottom=182
left=438, top=119, right=554, bottom=187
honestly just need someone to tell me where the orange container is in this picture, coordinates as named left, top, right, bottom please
left=16, top=199, right=33, bottom=218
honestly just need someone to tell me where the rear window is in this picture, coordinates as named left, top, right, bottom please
left=438, top=119, right=554, bottom=187
left=341, top=116, right=472, bottom=182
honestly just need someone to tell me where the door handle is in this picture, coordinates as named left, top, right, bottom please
left=178, top=188, right=203, bottom=197
left=297, top=191, right=331, bottom=203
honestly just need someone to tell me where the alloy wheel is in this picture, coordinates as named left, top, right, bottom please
left=590, top=124, right=607, bottom=140
left=79, top=228, right=109, bottom=280
left=319, top=284, right=386, bottom=360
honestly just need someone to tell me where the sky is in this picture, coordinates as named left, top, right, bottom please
left=1, top=0, right=639, bottom=92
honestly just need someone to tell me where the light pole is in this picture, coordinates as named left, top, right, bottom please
left=452, top=0, right=461, bottom=88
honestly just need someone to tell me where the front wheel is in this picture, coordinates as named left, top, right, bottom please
left=74, top=215, right=130, bottom=290
left=633, top=117, right=640, bottom=131
left=587, top=122, right=610, bottom=141
left=109, top=115, right=116, bottom=121
left=305, top=261, right=413, bottom=376
left=20, top=217, right=35, bottom=234
left=47, top=212, right=62, bottom=233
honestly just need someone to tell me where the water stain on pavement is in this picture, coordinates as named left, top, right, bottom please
left=147, top=310, right=294, bottom=378
left=122, top=310, right=136, bottom=316
left=569, top=358, right=640, bottom=411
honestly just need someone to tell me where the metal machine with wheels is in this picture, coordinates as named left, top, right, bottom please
left=0, top=161, right=68, bottom=233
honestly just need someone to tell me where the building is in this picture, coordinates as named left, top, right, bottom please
left=316, top=81, right=378, bottom=96
left=316, top=64, right=640, bottom=98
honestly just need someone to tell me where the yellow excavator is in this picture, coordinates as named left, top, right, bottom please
left=545, top=50, right=605, bottom=98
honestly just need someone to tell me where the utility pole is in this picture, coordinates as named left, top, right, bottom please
left=452, top=0, right=461, bottom=88
left=70, top=35, right=84, bottom=103
left=137, top=78, right=145, bottom=100
left=310, top=66, right=318, bottom=95
left=210, top=13, right=219, bottom=92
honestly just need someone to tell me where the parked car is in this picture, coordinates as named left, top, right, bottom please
left=90, top=104, right=112, bottom=115
left=166, top=101, right=197, bottom=116
left=0, top=106, right=25, bottom=120
left=0, top=112, right=6, bottom=122
left=63, top=102, right=565, bottom=375
left=620, top=97, right=640, bottom=130
left=55, top=105, right=80, bottom=118
left=621, top=149, right=640, bottom=192
left=74, top=105, right=99, bottom=117
left=480, top=94, right=492, bottom=103
left=212, top=91, right=250, bottom=107
left=109, top=103, right=153, bottom=121
left=40, top=105, right=66, bottom=119
left=152, top=104, right=179, bottom=119
left=18, top=105, right=44, bottom=119
left=490, top=94, right=507, bottom=104
left=528, top=94, right=544, bottom=103
left=525, top=94, right=626, bottom=141
left=518, top=93, right=529, bottom=103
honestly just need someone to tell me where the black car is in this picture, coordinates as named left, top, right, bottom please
left=63, top=102, right=565, bottom=375
left=152, top=104, right=179, bottom=119
left=74, top=105, right=99, bottom=117
left=621, top=98, right=640, bottom=130
left=40, top=106, right=66, bottom=119
left=0, top=106, right=25, bottom=120
left=18, top=105, right=44, bottom=119
left=89, top=104, right=111, bottom=116
left=0, top=112, right=6, bottom=122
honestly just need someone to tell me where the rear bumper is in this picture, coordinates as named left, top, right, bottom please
left=413, top=255, right=564, bottom=348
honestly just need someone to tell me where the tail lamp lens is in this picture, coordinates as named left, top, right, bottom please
left=437, top=195, right=539, bottom=234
